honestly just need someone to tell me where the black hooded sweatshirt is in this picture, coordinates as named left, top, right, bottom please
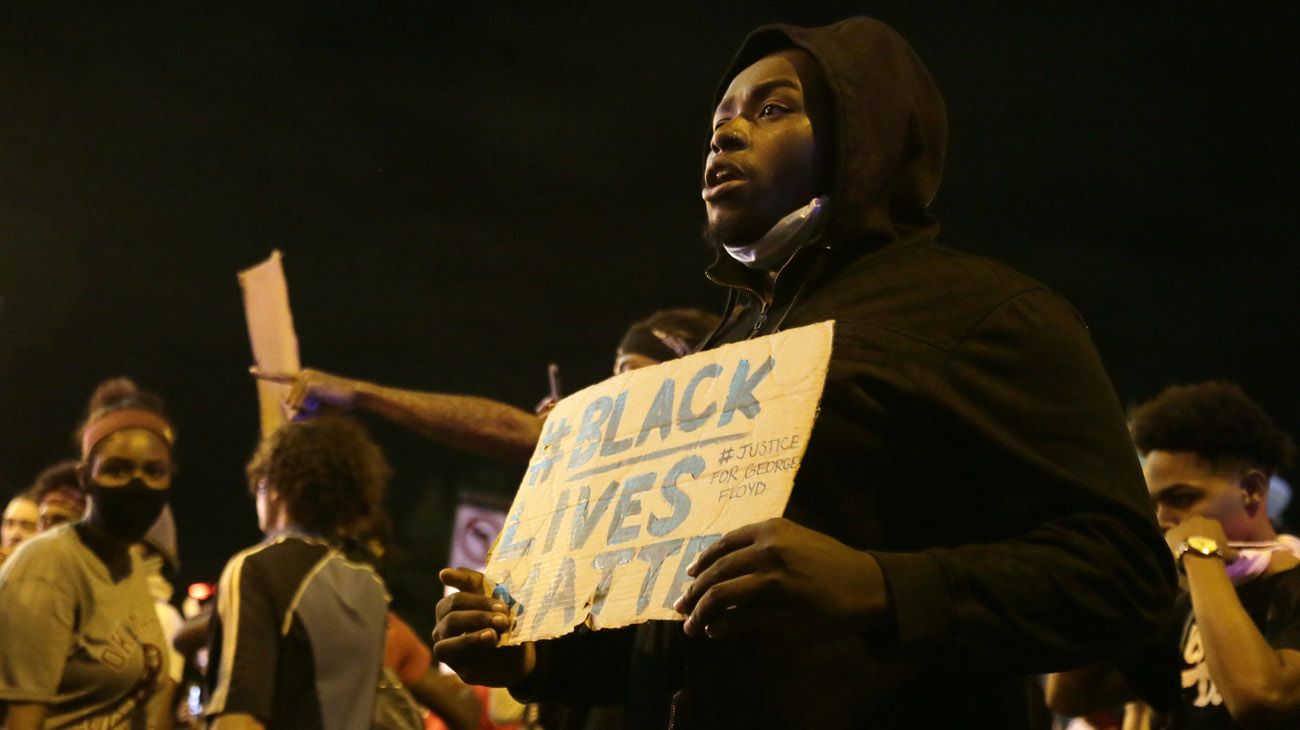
left=517, top=17, right=1176, bottom=729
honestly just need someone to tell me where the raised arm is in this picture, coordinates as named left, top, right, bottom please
left=1172, top=517, right=1300, bottom=728
left=253, top=368, right=542, bottom=463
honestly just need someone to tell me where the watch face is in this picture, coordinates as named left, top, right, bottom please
left=1187, top=535, right=1220, bottom=555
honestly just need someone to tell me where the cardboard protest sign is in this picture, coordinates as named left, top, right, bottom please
left=484, top=320, right=833, bottom=644
left=238, top=251, right=300, bottom=438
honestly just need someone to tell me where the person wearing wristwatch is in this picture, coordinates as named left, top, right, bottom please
left=1047, top=381, right=1300, bottom=729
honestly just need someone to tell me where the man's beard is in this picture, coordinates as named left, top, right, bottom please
left=701, top=222, right=726, bottom=255
left=701, top=212, right=777, bottom=253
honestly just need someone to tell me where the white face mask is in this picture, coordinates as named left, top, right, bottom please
left=1225, top=534, right=1300, bottom=585
left=724, top=196, right=828, bottom=269
left=138, top=551, right=173, bottom=602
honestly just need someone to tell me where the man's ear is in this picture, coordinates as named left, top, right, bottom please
left=1240, top=469, right=1271, bottom=516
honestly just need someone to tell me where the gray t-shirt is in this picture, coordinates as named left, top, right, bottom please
left=0, top=525, right=168, bottom=729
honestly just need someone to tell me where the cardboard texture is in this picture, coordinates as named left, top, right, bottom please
left=484, top=321, right=834, bottom=644
left=238, top=251, right=300, bottom=439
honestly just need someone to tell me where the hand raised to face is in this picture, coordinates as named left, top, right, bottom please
left=1164, top=515, right=1239, bottom=562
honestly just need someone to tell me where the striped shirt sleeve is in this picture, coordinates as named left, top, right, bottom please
left=205, top=550, right=279, bottom=721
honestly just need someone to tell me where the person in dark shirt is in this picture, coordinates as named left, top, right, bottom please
left=205, top=414, right=391, bottom=730
left=434, top=16, right=1174, bottom=729
left=1047, top=381, right=1300, bottom=729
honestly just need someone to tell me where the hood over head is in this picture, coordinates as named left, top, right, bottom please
left=713, top=17, right=947, bottom=251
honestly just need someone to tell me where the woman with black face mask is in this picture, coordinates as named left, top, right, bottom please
left=0, top=378, right=177, bottom=730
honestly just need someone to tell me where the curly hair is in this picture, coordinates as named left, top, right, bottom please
left=246, top=414, right=391, bottom=538
left=1130, top=381, right=1296, bottom=474
left=27, top=460, right=82, bottom=501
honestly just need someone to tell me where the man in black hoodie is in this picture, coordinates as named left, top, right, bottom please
left=435, top=17, right=1175, bottom=729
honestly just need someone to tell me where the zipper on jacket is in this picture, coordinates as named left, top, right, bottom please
left=667, top=689, right=682, bottom=730
left=747, top=245, right=818, bottom=337
left=750, top=303, right=770, bottom=336
left=706, top=242, right=830, bottom=342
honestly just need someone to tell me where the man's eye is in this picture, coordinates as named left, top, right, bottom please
left=759, top=103, right=786, bottom=118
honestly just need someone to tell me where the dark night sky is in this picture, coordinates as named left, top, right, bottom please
left=2, top=3, right=1297, bottom=632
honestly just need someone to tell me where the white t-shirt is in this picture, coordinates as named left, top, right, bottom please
left=0, top=525, right=168, bottom=728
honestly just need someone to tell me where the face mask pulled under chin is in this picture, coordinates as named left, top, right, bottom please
left=723, top=196, right=828, bottom=270
left=87, top=478, right=171, bottom=543
left=1225, top=535, right=1300, bottom=586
